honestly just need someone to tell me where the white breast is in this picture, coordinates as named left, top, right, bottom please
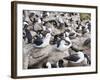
left=56, top=39, right=71, bottom=51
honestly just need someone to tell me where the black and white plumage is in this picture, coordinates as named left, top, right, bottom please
left=42, top=11, right=49, bottom=18
left=56, top=59, right=64, bottom=68
left=83, top=38, right=91, bottom=47
left=23, top=28, right=37, bottom=44
left=51, top=32, right=72, bottom=52
left=23, top=21, right=38, bottom=44
left=33, top=35, right=43, bottom=46
left=23, top=10, right=91, bottom=69
left=33, top=30, right=51, bottom=48
left=42, top=59, right=65, bottom=68
left=64, top=51, right=84, bottom=63
left=54, top=37, right=72, bottom=51
left=63, top=51, right=91, bottom=65
left=42, top=62, right=52, bottom=68
left=23, top=21, right=29, bottom=30
left=69, top=32, right=77, bottom=39
left=42, top=62, right=57, bottom=68
left=64, top=54, right=80, bottom=62
left=84, top=53, right=91, bottom=65
left=25, top=29, right=33, bottom=43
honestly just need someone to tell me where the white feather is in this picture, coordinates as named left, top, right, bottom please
left=46, top=62, right=52, bottom=68
left=55, top=37, right=72, bottom=51
left=23, top=21, right=28, bottom=25
left=34, top=33, right=51, bottom=48
left=38, top=18, right=41, bottom=23
left=70, top=51, right=85, bottom=63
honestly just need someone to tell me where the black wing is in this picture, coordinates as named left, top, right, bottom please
left=63, top=54, right=80, bottom=62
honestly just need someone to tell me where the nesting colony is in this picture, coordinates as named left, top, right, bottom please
left=23, top=10, right=91, bottom=69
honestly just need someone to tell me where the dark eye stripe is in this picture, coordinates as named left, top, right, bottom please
left=63, top=39, right=70, bottom=45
